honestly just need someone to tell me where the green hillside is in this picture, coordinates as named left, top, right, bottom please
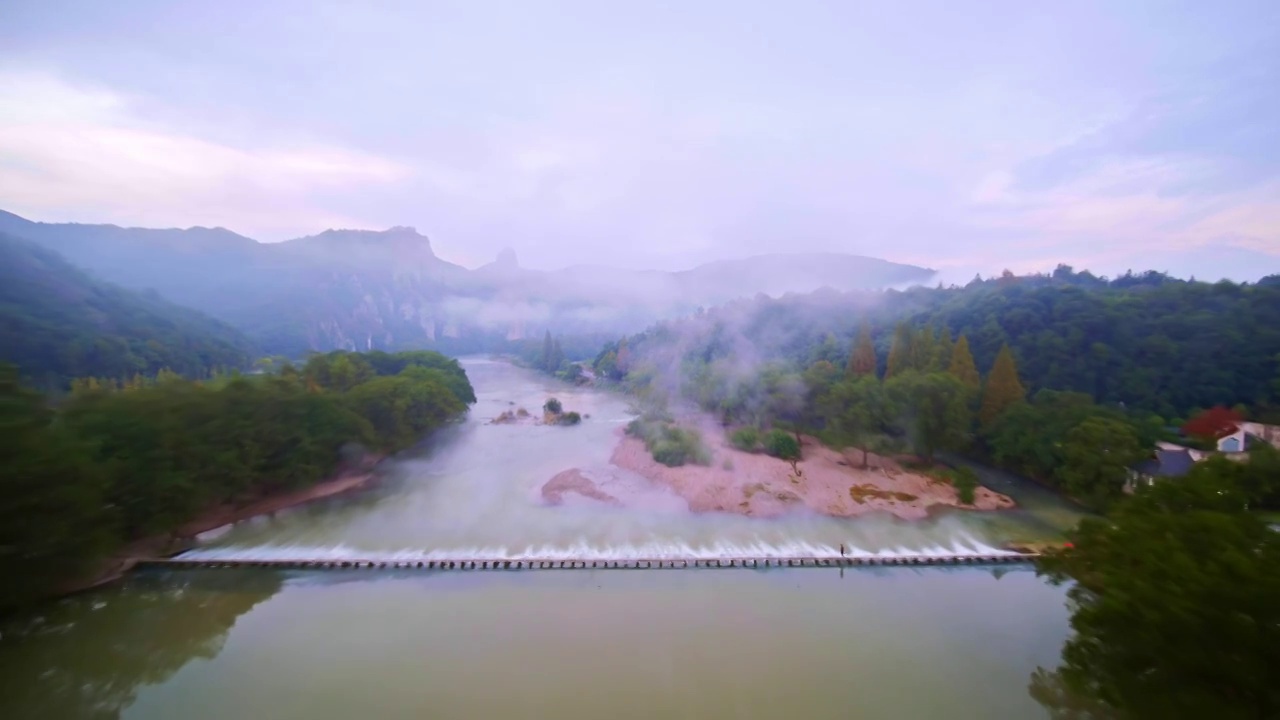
left=0, top=232, right=254, bottom=388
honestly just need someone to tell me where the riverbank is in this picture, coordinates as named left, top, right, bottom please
left=58, top=457, right=385, bottom=597
left=603, top=428, right=1014, bottom=520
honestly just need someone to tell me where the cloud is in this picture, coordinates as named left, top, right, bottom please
left=955, top=50, right=1280, bottom=278
left=0, top=71, right=410, bottom=238
left=1, top=3, right=1277, bottom=280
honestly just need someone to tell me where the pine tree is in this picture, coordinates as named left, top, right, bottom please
left=885, top=323, right=914, bottom=378
left=847, top=323, right=877, bottom=377
left=912, top=326, right=936, bottom=372
left=933, top=326, right=954, bottom=372
left=550, top=337, right=565, bottom=372
left=948, top=334, right=981, bottom=387
left=540, top=330, right=553, bottom=372
left=980, top=343, right=1026, bottom=427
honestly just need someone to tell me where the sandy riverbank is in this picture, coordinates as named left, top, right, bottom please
left=541, top=469, right=621, bottom=506
left=598, top=428, right=1013, bottom=521
left=174, top=463, right=382, bottom=538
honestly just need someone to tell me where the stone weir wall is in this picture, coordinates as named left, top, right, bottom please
left=137, top=553, right=1038, bottom=571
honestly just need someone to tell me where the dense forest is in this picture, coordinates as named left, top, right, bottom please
left=602, top=268, right=1280, bottom=420
left=0, top=233, right=255, bottom=390
left=1033, top=454, right=1280, bottom=719
left=0, top=350, right=474, bottom=610
left=593, top=270, right=1280, bottom=509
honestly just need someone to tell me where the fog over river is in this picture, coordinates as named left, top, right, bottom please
left=185, top=358, right=1083, bottom=560
left=0, top=359, right=1080, bottom=719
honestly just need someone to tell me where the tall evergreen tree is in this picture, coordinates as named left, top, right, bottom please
left=885, top=371, right=970, bottom=462
left=847, top=323, right=877, bottom=377
left=885, top=323, right=914, bottom=378
left=980, top=343, right=1026, bottom=427
left=932, top=325, right=954, bottom=372
left=912, top=326, right=937, bottom=372
left=540, top=330, right=553, bottom=372
left=550, top=337, right=566, bottom=372
left=948, top=334, right=981, bottom=387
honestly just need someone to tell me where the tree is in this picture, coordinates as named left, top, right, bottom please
left=615, top=339, right=632, bottom=375
left=802, top=360, right=841, bottom=430
left=540, top=330, right=554, bottom=372
left=550, top=337, right=566, bottom=372
left=1182, top=406, right=1243, bottom=441
left=595, top=350, right=619, bottom=381
left=1036, top=468, right=1280, bottom=718
left=980, top=344, right=1026, bottom=428
left=1057, top=417, right=1145, bottom=507
left=885, top=371, right=971, bottom=461
left=931, top=325, right=954, bottom=373
left=762, top=428, right=801, bottom=461
left=543, top=397, right=563, bottom=415
left=810, top=332, right=841, bottom=365
left=885, top=322, right=914, bottom=378
left=947, top=334, right=981, bottom=387
left=952, top=466, right=978, bottom=505
left=0, top=365, right=115, bottom=608
left=558, top=363, right=585, bottom=384
left=830, top=375, right=892, bottom=467
left=911, top=325, right=942, bottom=372
left=847, top=323, right=878, bottom=377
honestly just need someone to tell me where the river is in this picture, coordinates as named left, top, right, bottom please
left=0, top=359, right=1084, bottom=719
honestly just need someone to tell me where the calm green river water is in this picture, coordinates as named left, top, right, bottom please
left=0, top=359, right=1083, bottom=719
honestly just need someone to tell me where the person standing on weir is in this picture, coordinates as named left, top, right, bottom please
left=840, top=543, right=846, bottom=558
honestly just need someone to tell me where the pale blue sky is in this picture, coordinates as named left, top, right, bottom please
left=1, top=0, right=1277, bottom=279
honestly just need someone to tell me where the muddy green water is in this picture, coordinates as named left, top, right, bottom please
left=0, top=359, right=1084, bottom=719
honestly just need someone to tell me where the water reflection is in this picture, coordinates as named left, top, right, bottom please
left=0, top=570, right=281, bottom=719
left=1028, top=667, right=1118, bottom=720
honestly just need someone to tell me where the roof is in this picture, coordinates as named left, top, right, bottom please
left=1134, top=449, right=1196, bottom=478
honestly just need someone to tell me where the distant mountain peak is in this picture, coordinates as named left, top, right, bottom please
left=296, top=226, right=434, bottom=252
left=495, top=247, right=519, bottom=268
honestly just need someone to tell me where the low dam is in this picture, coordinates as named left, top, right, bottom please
left=137, top=552, right=1039, bottom=571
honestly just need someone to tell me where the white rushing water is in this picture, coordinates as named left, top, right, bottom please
left=179, top=533, right=1017, bottom=561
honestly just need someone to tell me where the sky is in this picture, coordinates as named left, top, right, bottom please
left=1, top=0, right=1278, bottom=279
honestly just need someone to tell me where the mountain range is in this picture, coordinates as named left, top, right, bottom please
left=0, top=210, right=934, bottom=357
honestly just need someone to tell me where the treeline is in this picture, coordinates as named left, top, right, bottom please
left=0, top=350, right=474, bottom=610
left=517, top=331, right=605, bottom=384
left=613, top=268, right=1280, bottom=421
left=604, top=309, right=1202, bottom=509
left=0, top=232, right=254, bottom=391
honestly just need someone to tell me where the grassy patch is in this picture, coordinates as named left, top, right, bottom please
left=626, top=417, right=712, bottom=467
left=849, top=484, right=918, bottom=504
left=729, top=426, right=761, bottom=452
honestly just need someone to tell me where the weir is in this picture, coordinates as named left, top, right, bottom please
left=135, top=552, right=1039, bottom=571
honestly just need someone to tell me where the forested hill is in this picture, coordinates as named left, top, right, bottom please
left=1, top=349, right=475, bottom=609
left=0, top=232, right=254, bottom=389
left=603, top=267, right=1280, bottom=419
